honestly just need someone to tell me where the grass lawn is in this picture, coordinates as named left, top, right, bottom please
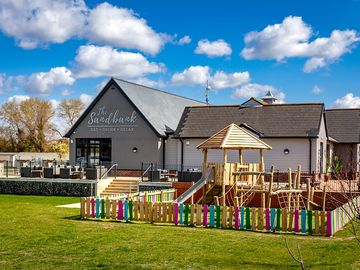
left=0, top=195, right=359, bottom=270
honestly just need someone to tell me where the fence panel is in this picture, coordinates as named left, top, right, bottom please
left=80, top=195, right=360, bottom=236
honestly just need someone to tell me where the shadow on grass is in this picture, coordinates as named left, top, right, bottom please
left=65, top=216, right=336, bottom=240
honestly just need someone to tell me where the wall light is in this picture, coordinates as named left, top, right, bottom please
left=283, top=149, right=290, bottom=155
left=132, top=147, right=138, bottom=153
left=186, top=141, right=190, bottom=145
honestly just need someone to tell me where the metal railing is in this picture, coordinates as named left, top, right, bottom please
left=97, top=163, right=118, bottom=183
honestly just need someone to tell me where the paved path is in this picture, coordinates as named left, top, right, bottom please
left=56, top=202, right=80, bottom=209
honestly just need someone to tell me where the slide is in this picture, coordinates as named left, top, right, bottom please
left=174, top=167, right=214, bottom=204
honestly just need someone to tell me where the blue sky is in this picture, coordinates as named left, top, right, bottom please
left=0, top=0, right=360, bottom=108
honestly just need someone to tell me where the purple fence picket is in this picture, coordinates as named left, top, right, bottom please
left=265, top=208, right=270, bottom=230
left=294, top=210, right=299, bottom=233
left=118, top=200, right=123, bottom=220
left=234, top=207, right=240, bottom=229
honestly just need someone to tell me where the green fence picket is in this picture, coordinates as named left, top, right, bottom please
left=276, top=208, right=281, bottom=231
left=307, top=210, right=313, bottom=234
left=245, top=207, right=251, bottom=230
left=184, top=204, right=189, bottom=225
left=129, top=201, right=133, bottom=220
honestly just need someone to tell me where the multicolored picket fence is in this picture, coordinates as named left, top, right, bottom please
left=80, top=195, right=360, bottom=237
left=97, top=188, right=175, bottom=202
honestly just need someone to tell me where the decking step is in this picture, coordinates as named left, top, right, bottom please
left=100, top=178, right=139, bottom=196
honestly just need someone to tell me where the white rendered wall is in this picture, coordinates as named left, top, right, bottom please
left=181, top=138, right=312, bottom=172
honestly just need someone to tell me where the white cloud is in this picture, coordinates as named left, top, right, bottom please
left=25, top=67, right=75, bottom=95
left=0, top=73, right=4, bottom=89
left=211, top=71, right=250, bottom=89
left=333, top=93, right=360, bottom=108
left=0, top=1, right=168, bottom=54
left=171, top=66, right=210, bottom=86
left=241, top=16, right=359, bottom=72
left=79, top=93, right=93, bottom=106
left=7, top=95, right=30, bottom=103
left=0, top=0, right=87, bottom=49
left=0, top=74, right=25, bottom=93
left=170, top=65, right=249, bottom=90
left=85, top=3, right=166, bottom=55
left=312, top=85, right=321, bottom=94
left=177, top=35, right=191, bottom=45
left=61, top=89, right=72, bottom=96
left=231, top=83, right=286, bottom=104
left=74, top=45, right=164, bottom=79
left=195, top=39, right=232, bottom=57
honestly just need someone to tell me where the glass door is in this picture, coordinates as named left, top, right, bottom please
left=89, top=140, right=100, bottom=167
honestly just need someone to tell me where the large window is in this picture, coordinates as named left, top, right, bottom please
left=76, top=138, right=111, bottom=167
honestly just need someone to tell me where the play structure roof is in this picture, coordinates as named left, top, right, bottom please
left=197, top=123, right=272, bottom=150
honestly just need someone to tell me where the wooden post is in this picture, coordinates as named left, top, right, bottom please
left=238, top=149, right=243, bottom=164
left=296, top=165, right=301, bottom=210
left=202, top=184, right=206, bottom=205
left=288, top=168, right=292, bottom=211
left=203, top=149, right=208, bottom=164
left=259, top=149, right=265, bottom=208
left=203, top=149, right=208, bottom=173
left=267, top=166, right=275, bottom=208
left=222, top=149, right=227, bottom=206
left=306, top=178, right=311, bottom=210
left=191, top=181, right=194, bottom=204
left=322, top=185, right=327, bottom=211
left=239, top=191, right=243, bottom=207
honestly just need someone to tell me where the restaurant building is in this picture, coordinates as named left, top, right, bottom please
left=66, top=78, right=359, bottom=178
left=64, top=78, right=204, bottom=169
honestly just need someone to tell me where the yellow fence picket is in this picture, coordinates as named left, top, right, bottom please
left=85, top=197, right=91, bottom=218
left=81, top=198, right=86, bottom=218
left=314, top=210, right=319, bottom=234
left=222, top=206, right=228, bottom=228
left=320, top=211, right=325, bottom=235
left=162, top=203, right=167, bottom=223
left=168, top=203, right=173, bottom=223
left=288, top=210, right=294, bottom=232
left=111, top=200, right=117, bottom=219
left=252, top=208, right=257, bottom=230
left=258, top=208, right=264, bottom=230
left=196, top=205, right=202, bottom=226
left=140, top=202, right=144, bottom=221
left=144, top=202, right=149, bottom=221
left=282, top=208, right=287, bottom=231
left=190, top=204, right=195, bottom=225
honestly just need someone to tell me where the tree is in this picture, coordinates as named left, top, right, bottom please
left=0, top=98, right=55, bottom=152
left=57, top=98, right=85, bottom=128
left=48, top=139, right=69, bottom=160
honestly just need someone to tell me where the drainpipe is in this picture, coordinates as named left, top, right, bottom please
left=162, top=137, right=166, bottom=170
left=309, top=138, right=312, bottom=174
left=180, top=138, right=184, bottom=172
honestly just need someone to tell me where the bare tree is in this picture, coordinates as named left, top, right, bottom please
left=0, top=98, right=55, bottom=152
left=284, top=237, right=305, bottom=269
left=57, top=99, right=85, bottom=128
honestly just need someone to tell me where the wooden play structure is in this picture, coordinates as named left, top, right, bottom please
left=196, top=123, right=323, bottom=211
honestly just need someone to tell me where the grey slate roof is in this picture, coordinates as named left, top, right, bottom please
left=65, top=78, right=204, bottom=137
left=325, top=109, right=360, bottom=143
left=174, top=103, right=324, bottom=138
